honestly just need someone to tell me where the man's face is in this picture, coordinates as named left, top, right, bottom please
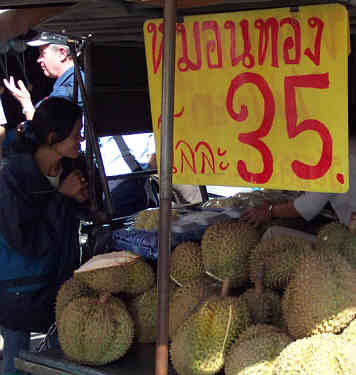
left=37, top=44, right=61, bottom=79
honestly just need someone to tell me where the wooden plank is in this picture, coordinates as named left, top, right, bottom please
left=15, top=358, right=73, bottom=375
left=128, top=0, right=225, bottom=7
left=15, top=346, right=178, bottom=375
left=0, top=0, right=75, bottom=6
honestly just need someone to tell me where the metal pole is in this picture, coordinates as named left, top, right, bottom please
left=83, top=39, right=98, bottom=214
left=156, top=1, right=177, bottom=375
left=69, top=42, right=114, bottom=219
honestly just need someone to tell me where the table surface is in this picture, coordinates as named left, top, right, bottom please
left=15, top=343, right=178, bottom=375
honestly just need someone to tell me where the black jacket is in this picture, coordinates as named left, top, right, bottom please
left=0, top=153, right=84, bottom=331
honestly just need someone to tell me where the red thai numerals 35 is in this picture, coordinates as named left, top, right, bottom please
left=226, top=72, right=331, bottom=184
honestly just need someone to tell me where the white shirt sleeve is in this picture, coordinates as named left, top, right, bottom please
left=293, top=191, right=333, bottom=221
left=0, top=97, right=7, bottom=125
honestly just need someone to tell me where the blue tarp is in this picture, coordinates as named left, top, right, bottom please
left=112, top=227, right=205, bottom=260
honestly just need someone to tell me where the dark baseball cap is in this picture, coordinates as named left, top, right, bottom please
left=27, top=32, right=68, bottom=47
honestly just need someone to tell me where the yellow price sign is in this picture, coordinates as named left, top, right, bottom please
left=144, top=4, right=349, bottom=192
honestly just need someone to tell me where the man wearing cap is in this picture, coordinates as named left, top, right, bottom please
left=3, top=32, right=83, bottom=120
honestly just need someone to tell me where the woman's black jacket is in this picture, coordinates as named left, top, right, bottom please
left=0, top=153, right=84, bottom=332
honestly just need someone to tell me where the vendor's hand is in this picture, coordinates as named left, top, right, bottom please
left=241, top=202, right=273, bottom=227
left=3, top=77, right=33, bottom=110
left=58, top=170, right=89, bottom=203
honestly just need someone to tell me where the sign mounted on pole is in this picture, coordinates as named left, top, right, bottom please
left=144, top=4, right=349, bottom=192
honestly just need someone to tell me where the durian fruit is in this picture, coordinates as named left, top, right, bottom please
left=315, top=221, right=351, bottom=254
left=237, top=324, right=285, bottom=343
left=170, top=241, right=204, bottom=286
left=341, top=318, right=356, bottom=342
left=74, top=251, right=155, bottom=295
left=128, top=282, right=177, bottom=343
left=169, top=276, right=220, bottom=339
left=282, top=251, right=356, bottom=339
left=58, top=293, right=134, bottom=365
left=333, top=338, right=356, bottom=374
left=249, top=235, right=312, bottom=290
left=201, top=220, right=259, bottom=287
left=225, top=330, right=293, bottom=375
left=56, top=277, right=97, bottom=324
left=203, top=196, right=245, bottom=209
left=337, top=235, right=356, bottom=269
left=272, top=334, right=341, bottom=375
left=315, top=221, right=356, bottom=269
left=134, top=208, right=179, bottom=231
left=170, top=294, right=251, bottom=375
left=240, top=288, right=282, bottom=326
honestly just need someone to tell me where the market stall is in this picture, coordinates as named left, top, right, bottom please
left=0, top=1, right=355, bottom=375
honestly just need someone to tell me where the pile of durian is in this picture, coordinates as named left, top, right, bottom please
left=134, top=207, right=180, bottom=231
left=56, top=219, right=356, bottom=374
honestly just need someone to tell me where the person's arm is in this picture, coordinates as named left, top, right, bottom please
left=3, top=77, right=35, bottom=120
left=241, top=200, right=301, bottom=227
left=241, top=191, right=331, bottom=227
left=271, top=201, right=300, bottom=218
left=293, top=191, right=331, bottom=221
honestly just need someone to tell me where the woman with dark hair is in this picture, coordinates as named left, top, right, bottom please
left=0, top=96, right=88, bottom=375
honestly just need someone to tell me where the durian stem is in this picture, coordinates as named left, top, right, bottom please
left=99, top=292, right=111, bottom=304
left=169, top=275, right=183, bottom=287
left=205, top=271, right=224, bottom=283
left=221, top=278, right=230, bottom=298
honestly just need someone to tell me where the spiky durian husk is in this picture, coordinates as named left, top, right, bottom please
left=120, top=259, right=155, bottom=294
left=341, top=318, right=356, bottom=342
left=338, top=236, right=356, bottom=269
left=225, top=331, right=292, bottom=375
left=315, top=221, right=351, bottom=254
left=128, top=282, right=177, bottom=343
left=272, top=334, right=341, bottom=375
left=201, top=220, right=259, bottom=287
left=237, top=324, right=285, bottom=343
left=249, top=235, right=312, bottom=290
left=134, top=208, right=179, bottom=231
left=128, top=286, right=158, bottom=343
left=334, top=338, right=356, bottom=374
left=170, top=242, right=204, bottom=286
left=240, top=288, right=282, bottom=326
left=204, top=196, right=245, bottom=209
left=282, top=251, right=356, bottom=339
left=170, top=295, right=251, bottom=375
left=58, top=295, right=134, bottom=365
left=168, top=276, right=220, bottom=339
left=56, top=277, right=97, bottom=324
left=75, top=256, right=155, bottom=295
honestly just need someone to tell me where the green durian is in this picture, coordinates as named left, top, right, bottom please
left=201, top=220, right=259, bottom=287
left=168, top=276, right=220, bottom=339
left=74, top=251, right=155, bottom=295
left=249, top=235, right=312, bottom=290
left=58, top=294, right=134, bottom=365
left=225, top=330, right=292, bottom=375
left=170, top=294, right=251, bottom=375
left=282, top=251, right=356, bottom=338
left=170, top=241, right=204, bottom=286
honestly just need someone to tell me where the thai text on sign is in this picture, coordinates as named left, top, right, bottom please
left=144, top=4, right=349, bottom=192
